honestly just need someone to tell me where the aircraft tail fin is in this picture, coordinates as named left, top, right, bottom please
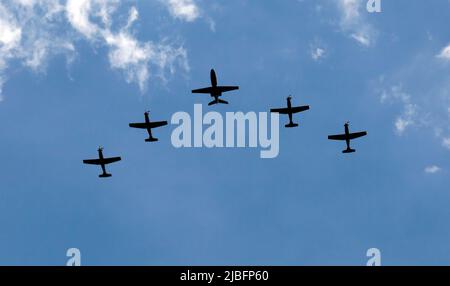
left=343, top=148, right=356, bottom=154
left=99, top=173, right=112, bottom=178
left=145, top=137, right=159, bottom=142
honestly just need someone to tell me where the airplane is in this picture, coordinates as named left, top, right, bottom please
left=328, top=122, right=367, bottom=153
left=192, top=69, right=239, bottom=106
left=270, top=96, right=310, bottom=128
left=83, top=147, right=121, bottom=178
left=129, top=111, right=168, bottom=142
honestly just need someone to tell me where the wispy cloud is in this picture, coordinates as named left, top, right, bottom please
left=0, top=0, right=200, bottom=99
left=311, top=47, right=326, bottom=61
left=66, top=0, right=190, bottom=92
left=425, top=165, right=441, bottom=174
left=442, top=138, right=450, bottom=150
left=336, top=0, right=376, bottom=47
left=379, top=84, right=419, bottom=135
left=437, top=44, right=450, bottom=60
left=162, top=0, right=200, bottom=22
left=376, top=49, right=450, bottom=152
left=0, top=0, right=74, bottom=100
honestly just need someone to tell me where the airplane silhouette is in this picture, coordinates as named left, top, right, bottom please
left=129, top=111, right=168, bottom=142
left=83, top=147, right=121, bottom=178
left=192, top=69, right=239, bottom=106
left=328, top=122, right=367, bottom=153
left=270, top=96, right=310, bottom=128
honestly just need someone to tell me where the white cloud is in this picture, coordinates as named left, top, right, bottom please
left=443, top=138, right=450, bottom=150
left=376, top=51, right=450, bottom=152
left=336, top=0, right=376, bottom=46
left=425, top=165, right=441, bottom=174
left=163, top=0, right=200, bottom=22
left=104, top=31, right=188, bottom=91
left=380, top=85, right=419, bottom=135
left=66, top=0, right=189, bottom=92
left=339, top=0, right=360, bottom=21
left=350, top=33, right=371, bottom=46
left=0, top=13, right=21, bottom=50
left=437, top=44, right=450, bottom=60
left=394, top=103, right=417, bottom=135
left=125, top=6, right=139, bottom=30
left=0, top=0, right=192, bottom=98
left=311, top=47, right=326, bottom=61
left=0, top=1, right=74, bottom=99
left=66, top=0, right=97, bottom=38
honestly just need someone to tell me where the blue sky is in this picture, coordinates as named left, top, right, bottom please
left=0, top=0, right=450, bottom=266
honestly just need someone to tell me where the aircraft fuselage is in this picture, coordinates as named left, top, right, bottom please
left=209, top=70, right=222, bottom=99
left=144, top=112, right=154, bottom=140
left=344, top=124, right=351, bottom=149
left=97, top=149, right=107, bottom=174
left=98, top=149, right=104, bottom=161
left=286, top=97, right=293, bottom=124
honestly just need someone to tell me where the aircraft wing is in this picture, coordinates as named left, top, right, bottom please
left=348, top=131, right=367, bottom=140
left=192, top=87, right=214, bottom=94
left=328, top=134, right=347, bottom=141
left=216, top=86, right=239, bottom=93
left=129, top=123, right=148, bottom=129
left=83, top=159, right=102, bottom=165
left=270, top=108, right=290, bottom=114
left=291, top=106, right=310, bottom=114
left=149, top=121, right=168, bottom=129
left=103, top=157, right=121, bottom=165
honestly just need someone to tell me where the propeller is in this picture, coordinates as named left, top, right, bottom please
left=98, top=146, right=104, bottom=152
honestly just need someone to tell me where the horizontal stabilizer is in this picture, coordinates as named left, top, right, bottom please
left=145, top=138, right=159, bottom=142
left=208, top=99, right=229, bottom=106
left=343, top=149, right=356, bottom=154
left=285, top=123, right=299, bottom=128
left=99, top=173, right=112, bottom=178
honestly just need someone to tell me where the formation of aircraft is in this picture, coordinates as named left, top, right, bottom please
left=83, top=68, right=368, bottom=178
left=129, top=111, right=168, bottom=142
left=192, top=69, right=239, bottom=106
left=270, top=96, right=310, bottom=128
left=328, top=122, right=368, bottom=153
left=83, top=147, right=121, bottom=178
